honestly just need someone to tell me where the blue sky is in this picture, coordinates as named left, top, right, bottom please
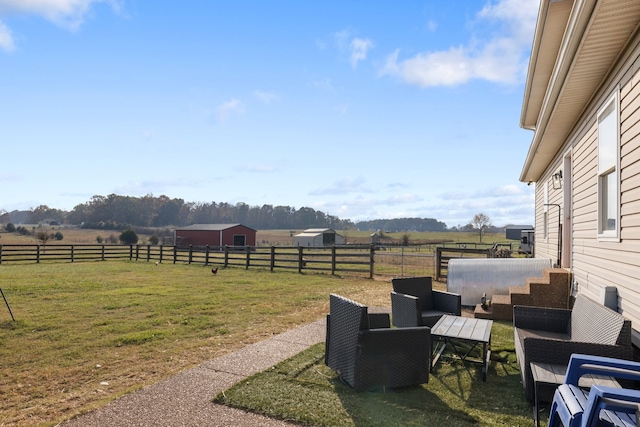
left=0, top=0, right=539, bottom=228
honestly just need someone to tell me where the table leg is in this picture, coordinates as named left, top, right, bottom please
left=482, top=342, right=490, bottom=382
left=534, top=381, right=540, bottom=427
left=431, top=338, right=447, bottom=372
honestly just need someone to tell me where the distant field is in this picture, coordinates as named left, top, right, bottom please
left=257, top=229, right=513, bottom=247
left=2, top=227, right=515, bottom=247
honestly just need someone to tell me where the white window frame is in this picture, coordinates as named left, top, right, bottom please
left=543, top=182, right=549, bottom=241
left=597, top=90, right=621, bottom=241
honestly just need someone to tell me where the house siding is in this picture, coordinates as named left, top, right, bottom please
left=534, top=33, right=640, bottom=337
left=534, top=163, right=563, bottom=263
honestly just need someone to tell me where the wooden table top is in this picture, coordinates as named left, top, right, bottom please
left=530, top=361, right=621, bottom=388
left=431, top=314, right=493, bottom=343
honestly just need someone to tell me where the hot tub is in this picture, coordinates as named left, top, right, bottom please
left=446, top=258, right=551, bottom=306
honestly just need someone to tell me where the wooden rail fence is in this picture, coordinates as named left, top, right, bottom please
left=0, top=244, right=375, bottom=278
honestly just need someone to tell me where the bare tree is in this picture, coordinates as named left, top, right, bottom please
left=36, top=230, right=51, bottom=248
left=469, top=213, right=492, bottom=243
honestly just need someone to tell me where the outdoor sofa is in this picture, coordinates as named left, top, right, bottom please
left=391, top=276, right=461, bottom=328
left=324, top=293, right=431, bottom=391
left=514, top=293, right=634, bottom=402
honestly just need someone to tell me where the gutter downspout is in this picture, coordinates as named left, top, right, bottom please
left=544, top=203, right=562, bottom=268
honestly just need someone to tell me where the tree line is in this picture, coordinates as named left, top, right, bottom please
left=1, top=194, right=497, bottom=234
left=1, top=194, right=355, bottom=231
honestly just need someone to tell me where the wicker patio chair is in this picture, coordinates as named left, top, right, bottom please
left=514, top=294, right=634, bottom=402
left=324, top=293, right=431, bottom=391
left=391, top=276, right=461, bottom=328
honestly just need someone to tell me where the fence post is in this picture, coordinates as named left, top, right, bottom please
left=245, top=246, right=251, bottom=269
left=71, top=245, right=75, bottom=263
left=37, top=245, right=40, bottom=263
left=0, top=244, right=3, bottom=264
left=205, top=245, right=210, bottom=266
left=146, top=245, right=151, bottom=262
left=159, top=245, right=163, bottom=264
left=369, top=244, right=375, bottom=279
left=173, top=246, right=177, bottom=264
left=101, top=245, right=105, bottom=261
left=224, top=246, right=229, bottom=267
left=135, top=245, right=140, bottom=261
left=188, top=244, right=193, bottom=264
left=270, top=246, right=275, bottom=271
left=331, top=246, right=336, bottom=275
left=298, top=246, right=304, bottom=273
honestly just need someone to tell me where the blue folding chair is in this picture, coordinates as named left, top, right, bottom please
left=548, top=354, right=640, bottom=427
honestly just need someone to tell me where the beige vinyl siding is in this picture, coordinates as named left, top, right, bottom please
left=620, top=73, right=640, bottom=242
left=534, top=166, right=563, bottom=263
left=571, top=124, right=598, bottom=253
left=567, top=50, right=640, bottom=332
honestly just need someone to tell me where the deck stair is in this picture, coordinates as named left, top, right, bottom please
left=474, top=268, right=570, bottom=321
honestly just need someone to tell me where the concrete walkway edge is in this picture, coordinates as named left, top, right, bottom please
left=62, top=318, right=326, bottom=427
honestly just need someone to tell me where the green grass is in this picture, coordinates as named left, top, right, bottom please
left=214, top=321, right=537, bottom=426
left=0, top=261, right=391, bottom=426
left=0, top=260, right=540, bottom=426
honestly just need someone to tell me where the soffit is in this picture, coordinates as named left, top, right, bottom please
left=521, top=0, right=574, bottom=130
left=520, top=0, right=640, bottom=182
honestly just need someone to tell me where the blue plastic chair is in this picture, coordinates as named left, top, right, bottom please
left=581, top=385, right=640, bottom=427
left=548, top=354, right=640, bottom=427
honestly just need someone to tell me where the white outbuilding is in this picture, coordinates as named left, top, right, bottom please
left=294, top=228, right=344, bottom=247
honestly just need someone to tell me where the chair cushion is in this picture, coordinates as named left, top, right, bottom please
left=421, top=310, right=447, bottom=328
left=517, top=328, right=570, bottom=344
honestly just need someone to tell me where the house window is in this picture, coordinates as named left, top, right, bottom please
left=597, top=91, right=620, bottom=240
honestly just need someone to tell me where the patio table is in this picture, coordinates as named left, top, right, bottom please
left=431, top=314, right=492, bottom=381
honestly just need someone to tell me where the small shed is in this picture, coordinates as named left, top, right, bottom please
left=294, top=228, right=344, bottom=247
left=174, top=224, right=256, bottom=247
left=505, top=225, right=534, bottom=241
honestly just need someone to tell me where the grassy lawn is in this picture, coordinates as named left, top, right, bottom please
left=0, top=261, right=391, bottom=426
left=0, top=260, right=538, bottom=426
left=214, top=321, right=535, bottom=426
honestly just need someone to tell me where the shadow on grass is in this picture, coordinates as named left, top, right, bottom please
left=213, top=322, right=535, bottom=426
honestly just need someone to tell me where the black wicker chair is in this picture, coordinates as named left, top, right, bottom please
left=324, top=293, right=431, bottom=391
left=391, top=276, right=461, bottom=328
left=514, top=294, right=634, bottom=402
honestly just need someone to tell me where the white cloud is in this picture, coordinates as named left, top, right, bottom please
left=333, top=29, right=350, bottom=50
left=380, top=0, right=538, bottom=87
left=310, top=176, right=371, bottom=196
left=311, top=77, right=334, bottom=92
left=254, top=90, right=279, bottom=104
left=213, top=99, right=244, bottom=123
left=0, top=0, right=121, bottom=31
left=350, top=37, right=373, bottom=68
left=332, top=29, right=374, bottom=69
left=0, top=20, right=13, bottom=51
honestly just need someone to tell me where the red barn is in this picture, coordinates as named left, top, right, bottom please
left=174, top=224, right=257, bottom=247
